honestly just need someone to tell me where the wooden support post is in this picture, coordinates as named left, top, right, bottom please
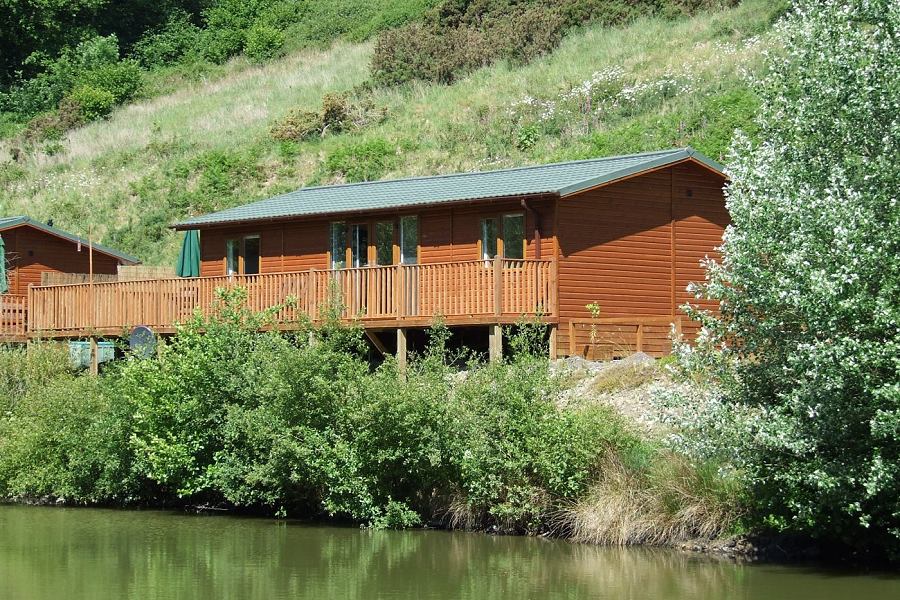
left=636, top=323, right=644, bottom=354
left=548, top=324, right=558, bottom=360
left=493, top=255, right=502, bottom=316
left=396, top=328, right=407, bottom=376
left=488, top=324, right=502, bottom=363
left=89, top=336, right=99, bottom=376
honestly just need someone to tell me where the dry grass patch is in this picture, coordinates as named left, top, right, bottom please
left=555, top=453, right=743, bottom=546
left=591, top=360, right=666, bottom=396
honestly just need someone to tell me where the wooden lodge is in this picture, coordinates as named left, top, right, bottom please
left=0, top=217, right=139, bottom=340
left=13, top=148, right=729, bottom=359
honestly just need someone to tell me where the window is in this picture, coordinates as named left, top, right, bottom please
left=481, top=217, right=498, bottom=261
left=351, top=224, right=369, bottom=268
left=225, top=235, right=260, bottom=276
left=400, top=216, right=418, bottom=265
left=375, top=221, right=394, bottom=266
left=243, top=235, right=260, bottom=275
left=330, top=222, right=347, bottom=269
left=226, top=239, right=239, bottom=276
left=502, top=214, right=525, bottom=259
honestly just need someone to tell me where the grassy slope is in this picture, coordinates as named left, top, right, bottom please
left=0, top=0, right=785, bottom=266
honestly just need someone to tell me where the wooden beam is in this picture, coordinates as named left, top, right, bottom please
left=548, top=324, right=558, bottom=360
left=365, top=330, right=387, bottom=355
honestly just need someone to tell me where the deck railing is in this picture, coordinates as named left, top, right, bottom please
left=27, top=258, right=556, bottom=336
left=0, top=294, right=27, bottom=339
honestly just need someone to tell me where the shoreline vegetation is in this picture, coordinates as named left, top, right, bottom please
left=0, top=290, right=745, bottom=550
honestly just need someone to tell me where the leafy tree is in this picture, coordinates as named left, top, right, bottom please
left=691, top=0, right=900, bottom=553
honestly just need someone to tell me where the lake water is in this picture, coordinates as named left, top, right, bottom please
left=1, top=505, right=898, bottom=599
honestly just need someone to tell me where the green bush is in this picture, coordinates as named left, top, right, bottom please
left=132, top=12, right=204, bottom=68
left=65, top=86, right=116, bottom=121
left=78, top=60, right=144, bottom=104
left=198, top=27, right=246, bottom=64
left=674, top=0, right=900, bottom=556
left=271, top=109, right=322, bottom=141
left=324, top=137, right=397, bottom=182
left=0, top=357, right=139, bottom=503
left=244, top=24, right=286, bottom=62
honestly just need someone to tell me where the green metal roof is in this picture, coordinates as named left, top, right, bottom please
left=175, top=148, right=723, bottom=230
left=0, top=216, right=140, bottom=264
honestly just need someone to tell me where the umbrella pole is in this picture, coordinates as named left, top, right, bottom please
left=89, top=228, right=98, bottom=376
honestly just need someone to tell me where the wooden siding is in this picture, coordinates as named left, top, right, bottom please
left=2, top=225, right=121, bottom=296
left=672, top=162, right=729, bottom=340
left=556, top=163, right=727, bottom=356
left=198, top=198, right=558, bottom=274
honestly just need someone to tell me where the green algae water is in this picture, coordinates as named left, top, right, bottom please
left=1, top=505, right=898, bottom=600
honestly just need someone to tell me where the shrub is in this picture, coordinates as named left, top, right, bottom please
left=65, top=86, right=116, bottom=121
left=324, top=137, right=397, bottom=182
left=197, top=28, right=245, bottom=64
left=20, top=97, right=85, bottom=142
left=244, top=24, right=286, bottom=63
left=680, top=0, right=900, bottom=555
left=78, top=60, right=143, bottom=104
left=0, top=365, right=139, bottom=503
left=271, top=108, right=322, bottom=141
left=132, top=13, right=204, bottom=69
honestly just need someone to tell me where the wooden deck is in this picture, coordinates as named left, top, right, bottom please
left=24, top=258, right=557, bottom=338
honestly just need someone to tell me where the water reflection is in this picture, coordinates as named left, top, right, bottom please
left=0, top=506, right=898, bottom=600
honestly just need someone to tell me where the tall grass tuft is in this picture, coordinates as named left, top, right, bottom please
left=556, top=452, right=743, bottom=546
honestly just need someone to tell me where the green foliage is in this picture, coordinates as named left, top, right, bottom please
left=324, top=137, right=398, bottom=182
left=244, top=24, right=286, bottom=63
left=77, top=60, right=144, bottom=104
left=132, top=11, right=204, bottom=69
left=450, top=358, right=626, bottom=529
left=675, top=0, right=900, bottom=555
left=65, top=85, right=116, bottom=121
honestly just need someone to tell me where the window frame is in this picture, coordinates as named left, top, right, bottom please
left=399, top=216, right=418, bottom=265
left=224, top=233, right=262, bottom=276
left=501, top=213, right=526, bottom=260
left=374, top=220, right=395, bottom=266
left=350, top=223, right=370, bottom=268
left=329, top=221, right=348, bottom=270
left=479, top=211, right=526, bottom=262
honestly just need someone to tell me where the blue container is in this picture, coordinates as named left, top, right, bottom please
left=69, top=341, right=116, bottom=370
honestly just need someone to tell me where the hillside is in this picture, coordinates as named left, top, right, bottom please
left=0, top=0, right=786, bottom=266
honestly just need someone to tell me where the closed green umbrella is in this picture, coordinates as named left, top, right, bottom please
left=175, top=230, right=200, bottom=277
left=0, top=234, right=7, bottom=293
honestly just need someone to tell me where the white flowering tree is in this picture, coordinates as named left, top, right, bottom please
left=691, top=0, right=900, bottom=551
